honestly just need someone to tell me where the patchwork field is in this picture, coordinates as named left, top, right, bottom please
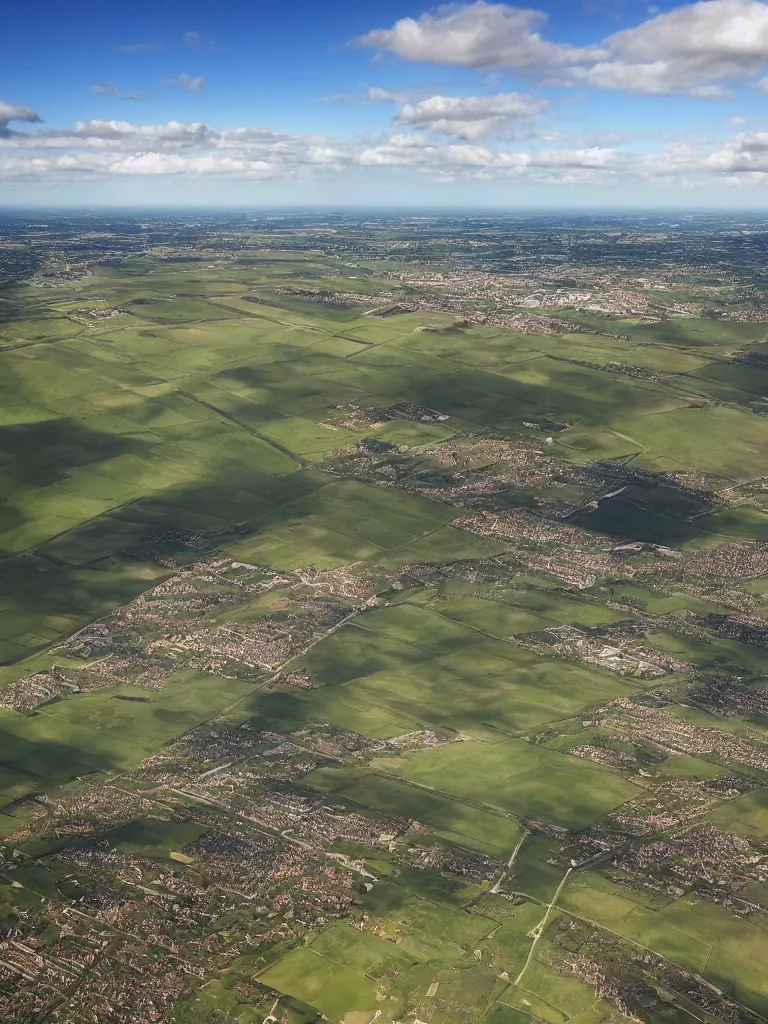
left=1, top=248, right=768, bottom=1024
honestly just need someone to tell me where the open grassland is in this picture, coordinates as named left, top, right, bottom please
left=336, top=644, right=636, bottom=739
left=417, top=587, right=630, bottom=629
left=561, top=871, right=768, bottom=1017
left=39, top=670, right=255, bottom=752
left=263, top=864, right=626, bottom=1024
left=261, top=946, right=406, bottom=1023
left=309, top=732, right=640, bottom=833
left=0, top=669, right=255, bottom=791
left=285, top=598, right=638, bottom=741
left=391, top=739, right=640, bottom=827
left=708, top=789, right=768, bottom=840
left=304, top=765, right=523, bottom=857
left=646, top=630, right=768, bottom=676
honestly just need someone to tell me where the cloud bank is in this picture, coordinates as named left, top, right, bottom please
left=4, top=108, right=768, bottom=193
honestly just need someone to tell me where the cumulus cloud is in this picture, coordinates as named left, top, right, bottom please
left=358, top=0, right=768, bottom=96
left=91, top=84, right=150, bottom=101
left=574, top=0, right=768, bottom=94
left=396, top=92, right=550, bottom=140
left=699, top=129, right=768, bottom=170
left=105, top=153, right=276, bottom=176
left=358, top=3, right=599, bottom=69
left=69, top=120, right=218, bottom=146
left=165, top=74, right=205, bottom=93
left=119, top=41, right=163, bottom=53
left=0, top=101, right=41, bottom=137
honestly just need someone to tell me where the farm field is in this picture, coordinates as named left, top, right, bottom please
left=1, top=233, right=768, bottom=1024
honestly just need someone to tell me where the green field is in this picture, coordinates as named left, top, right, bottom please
left=2, top=251, right=768, bottom=1024
left=391, top=739, right=640, bottom=827
left=310, top=733, right=639, bottom=832
left=40, top=671, right=255, bottom=751
left=709, top=789, right=768, bottom=840
left=306, top=765, right=523, bottom=856
left=0, top=670, right=254, bottom=789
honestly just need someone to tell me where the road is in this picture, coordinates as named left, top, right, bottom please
left=511, top=867, right=572, bottom=989
left=491, top=829, right=530, bottom=894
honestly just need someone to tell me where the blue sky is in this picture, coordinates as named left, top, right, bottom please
left=4, top=0, right=768, bottom=207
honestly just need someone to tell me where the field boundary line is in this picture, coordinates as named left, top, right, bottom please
left=175, top=389, right=306, bottom=467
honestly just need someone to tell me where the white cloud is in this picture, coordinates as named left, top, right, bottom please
left=358, top=3, right=600, bottom=70
left=396, top=92, right=550, bottom=140
left=165, top=74, right=205, bottom=93
left=0, top=101, right=41, bottom=135
left=355, top=136, right=620, bottom=176
left=574, top=0, right=768, bottom=94
left=62, top=120, right=219, bottom=147
left=699, top=130, right=768, bottom=170
left=352, top=128, right=768, bottom=187
left=359, top=0, right=768, bottom=96
left=107, top=153, right=276, bottom=176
